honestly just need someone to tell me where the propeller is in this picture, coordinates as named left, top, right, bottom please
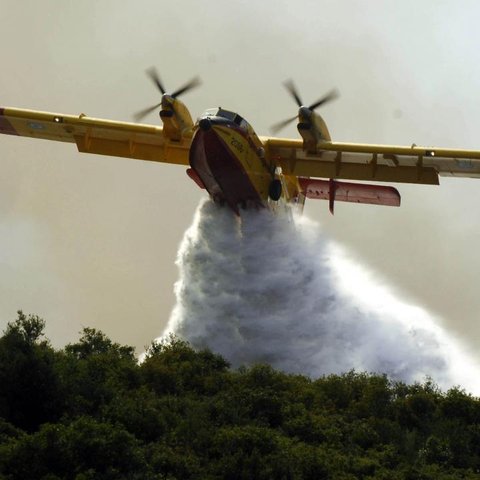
left=271, top=80, right=339, bottom=134
left=134, top=67, right=201, bottom=122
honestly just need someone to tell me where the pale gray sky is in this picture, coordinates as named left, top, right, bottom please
left=1, top=0, right=480, bottom=364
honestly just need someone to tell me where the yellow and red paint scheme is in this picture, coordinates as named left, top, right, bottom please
left=185, top=107, right=400, bottom=215
left=7, top=88, right=480, bottom=216
left=0, top=104, right=401, bottom=215
left=190, top=109, right=273, bottom=213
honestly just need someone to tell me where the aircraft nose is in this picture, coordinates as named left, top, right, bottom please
left=199, top=117, right=211, bottom=131
left=299, top=106, right=312, bottom=118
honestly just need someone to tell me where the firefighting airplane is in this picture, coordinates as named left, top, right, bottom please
left=2, top=68, right=480, bottom=215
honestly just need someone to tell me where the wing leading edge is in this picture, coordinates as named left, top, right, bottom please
left=0, top=107, right=190, bottom=166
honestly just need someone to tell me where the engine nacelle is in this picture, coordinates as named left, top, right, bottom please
left=297, top=108, right=332, bottom=153
left=160, top=95, right=194, bottom=142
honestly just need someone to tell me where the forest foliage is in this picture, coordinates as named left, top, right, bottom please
left=1, top=311, right=480, bottom=479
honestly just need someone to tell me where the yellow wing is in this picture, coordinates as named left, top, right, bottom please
left=0, top=107, right=190, bottom=166
left=262, top=137, right=480, bottom=185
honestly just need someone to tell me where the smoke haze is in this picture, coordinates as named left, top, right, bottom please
left=165, top=200, right=480, bottom=393
left=2, top=1, right=480, bottom=369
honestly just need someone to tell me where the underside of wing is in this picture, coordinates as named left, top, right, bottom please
left=299, top=178, right=400, bottom=206
left=0, top=107, right=190, bottom=166
left=262, top=137, right=480, bottom=185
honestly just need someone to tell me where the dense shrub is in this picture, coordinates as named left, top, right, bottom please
left=1, top=312, right=479, bottom=479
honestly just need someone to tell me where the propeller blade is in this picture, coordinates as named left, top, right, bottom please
left=308, top=89, right=339, bottom=111
left=171, top=76, right=202, bottom=98
left=146, top=67, right=166, bottom=95
left=135, top=68, right=201, bottom=121
left=270, top=115, right=297, bottom=134
left=284, top=79, right=303, bottom=107
left=133, top=101, right=163, bottom=122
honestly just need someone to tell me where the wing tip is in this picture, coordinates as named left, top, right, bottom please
left=0, top=108, right=19, bottom=135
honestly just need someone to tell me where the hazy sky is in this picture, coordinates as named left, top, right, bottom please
left=1, top=0, right=480, bottom=364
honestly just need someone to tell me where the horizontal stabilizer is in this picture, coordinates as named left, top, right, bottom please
left=299, top=178, right=401, bottom=213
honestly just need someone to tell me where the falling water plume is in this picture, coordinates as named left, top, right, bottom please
left=161, top=199, right=479, bottom=393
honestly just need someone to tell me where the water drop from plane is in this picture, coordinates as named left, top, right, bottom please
left=160, top=199, right=480, bottom=393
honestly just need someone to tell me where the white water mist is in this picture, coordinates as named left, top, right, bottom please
left=162, top=199, right=479, bottom=393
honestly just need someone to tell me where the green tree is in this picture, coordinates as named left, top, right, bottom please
left=141, top=335, right=229, bottom=395
left=58, top=327, right=139, bottom=417
left=1, top=315, right=480, bottom=479
left=1, top=417, right=146, bottom=480
left=0, top=311, right=63, bottom=431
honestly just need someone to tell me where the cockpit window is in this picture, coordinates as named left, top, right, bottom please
left=200, top=108, right=249, bottom=130
left=234, top=114, right=244, bottom=126
left=203, top=108, right=218, bottom=117
left=217, top=109, right=236, bottom=121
